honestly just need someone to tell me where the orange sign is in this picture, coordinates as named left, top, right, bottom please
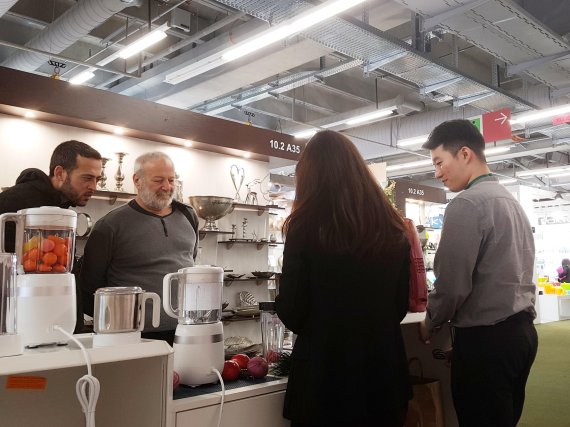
left=5, top=376, right=47, bottom=390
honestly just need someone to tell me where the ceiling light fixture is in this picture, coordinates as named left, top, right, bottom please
left=243, top=152, right=251, bottom=159
left=484, top=146, right=511, bottom=156
left=397, top=135, right=428, bottom=147
left=118, top=23, right=169, bottom=59
left=517, top=166, right=570, bottom=177
left=184, top=141, right=193, bottom=147
left=510, top=103, right=570, bottom=125
left=293, top=129, right=318, bottom=139
left=69, top=69, right=95, bottom=85
left=164, top=0, right=365, bottom=85
left=386, top=159, right=433, bottom=172
left=345, top=108, right=394, bottom=126
left=113, top=127, right=124, bottom=135
left=498, top=178, right=517, bottom=185
left=24, top=111, right=36, bottom=119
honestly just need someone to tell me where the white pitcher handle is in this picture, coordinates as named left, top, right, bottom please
left=162, top=273, right=179, bottom=319
left=145, top=292, right=161, bottom=329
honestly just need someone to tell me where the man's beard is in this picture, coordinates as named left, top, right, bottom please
left=139, top=185, right=174, bottom=210
left=60, top=176, right=85, bottom=206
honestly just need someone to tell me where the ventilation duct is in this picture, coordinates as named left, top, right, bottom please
left=0, top=1, right=19, bottom=19
left=1, top=0, right=139, bottom=72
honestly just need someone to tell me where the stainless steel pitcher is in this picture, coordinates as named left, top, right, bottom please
left=94, top=286, right=160, bottom=334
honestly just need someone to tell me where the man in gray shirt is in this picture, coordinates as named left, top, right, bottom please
left=419, top=120, right=537, bottom=427
left=80, top=152, right=198, bottom=345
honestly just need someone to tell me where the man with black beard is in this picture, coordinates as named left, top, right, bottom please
left=0, top=140, right=102, bottom=252
left=80, top=152, right=198, bottom=344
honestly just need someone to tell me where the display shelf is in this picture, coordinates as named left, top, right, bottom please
left=198, top=230, right=233, bottom=240
left=224, top=277, right=276, bottom=286
left=93, top=189, right=136, bottom=204
left=222, top=314, right=261, bottom=323
left=0, top=334, right=172, bottom=376
left=231, top=203, right=284, bottom=216
left=220, top=240, right=284, bottom=250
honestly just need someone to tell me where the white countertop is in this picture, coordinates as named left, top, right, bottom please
left=0, top=334, right=173, bottom=376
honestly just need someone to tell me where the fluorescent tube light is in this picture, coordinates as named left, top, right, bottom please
left=345, top=108, right=394, bottom=125
left=118, top=24, right=169, bottom=59
left=397, top=135, right=428, bottom=147
left=165, top=0, right=365, bottom=84
left=499, top=178, right=517, bottom=185
left=386, top=159, right=433, bottom=172
left=222, top=0, right=366, bottom=62
left=69, top=69, right=95, bottom=85
left=510, top=104, right=570, bottom=125
left=517, top=166, right=570, bottom=177
left=293, top=129, right=318, bottom=139
left=484, top=146, right=511, bottom=156
left=548, top=172, right=570, bottom=179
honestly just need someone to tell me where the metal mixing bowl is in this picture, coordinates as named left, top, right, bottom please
left=188, top=196, right=234, bottom=231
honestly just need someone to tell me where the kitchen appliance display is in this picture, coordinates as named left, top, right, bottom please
left=0, top=253, right=22, bottom=357
left=163, top=266, right=224, bottom=386
left=92, top=286, right=160, bottom=347
left=0, top=207, right=78, bottom=347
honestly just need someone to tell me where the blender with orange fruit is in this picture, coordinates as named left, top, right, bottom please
left=0, top=207, right=77, bottom=347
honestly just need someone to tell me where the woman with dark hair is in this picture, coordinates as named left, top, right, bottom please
left=275, top=130, right=412, bottom=427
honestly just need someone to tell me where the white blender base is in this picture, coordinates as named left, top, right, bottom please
left=17, top=274, right=76, bottom=347
left=173, top=322, right=224, bottom=387
left=93, top=331, right=141, bottom=347
left=0, top=335, right=23, bottom=357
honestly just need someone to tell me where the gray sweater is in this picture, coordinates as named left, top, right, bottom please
left=80, top=200, right=198, bottom=332
left=426, top=175, right=536, bottom=331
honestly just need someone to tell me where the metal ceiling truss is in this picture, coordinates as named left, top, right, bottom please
left=212, top=0, right=535, bottom=116
left=192, top=58, right=362, bottom=115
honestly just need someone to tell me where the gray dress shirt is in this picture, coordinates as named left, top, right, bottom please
left=426, top=175, right=536, bottom=332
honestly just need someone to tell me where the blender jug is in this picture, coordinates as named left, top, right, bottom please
left=0, top=207, right=78, bottom=347
left=0, top=253, right=22, bottom=357
left=163, top=266, right=224, bottom=386
left=163, top=266, right=224, bottom=324
left=259, top=301, right=284, bottom=365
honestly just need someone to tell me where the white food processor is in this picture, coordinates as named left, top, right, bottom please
left=0, top=253, right=23, bottom=357
left=92, top=286, right=160, bottom=347
left=0, top=207, right=77, bottom=347
left=163, top=266, right=224, bottom=386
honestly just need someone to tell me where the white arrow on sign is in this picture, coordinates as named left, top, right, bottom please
left=494, top=112, right=508, bottom=125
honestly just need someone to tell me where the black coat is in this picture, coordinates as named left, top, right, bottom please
left=275, top=228, right=412, bottom=426
left=0, top=168, right=73, bottom=252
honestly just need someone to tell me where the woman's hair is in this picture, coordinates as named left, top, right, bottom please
left=283, top=130, right=407, bottom=258
left=562, top=258, right=570, bottom=267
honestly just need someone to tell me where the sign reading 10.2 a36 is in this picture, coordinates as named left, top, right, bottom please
left=269, top=139, right=301, bottom=154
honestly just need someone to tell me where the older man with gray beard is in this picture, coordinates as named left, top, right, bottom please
left=79, top=152, right=199, bottom=344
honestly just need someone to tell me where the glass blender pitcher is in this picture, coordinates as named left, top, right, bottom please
left=0, top=253, right=22, bottom=357
left=0, top=207, right=78, bottom=347
left=163, top=266, right=224, bottom=386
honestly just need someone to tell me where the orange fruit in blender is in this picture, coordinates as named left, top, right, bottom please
left=40, top=239, right=55, bottom=252
left=23, top=259, right=37, bottom=272
left=52, top=264, right=67, bottom=273
left=42, top=252, right=58, bottom=266
left=38, top=264, right=53, bottom=272
left=53, top=243, right=68, bottom=257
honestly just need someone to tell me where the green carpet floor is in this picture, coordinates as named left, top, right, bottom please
left=518, top=320, right=570, bottom=427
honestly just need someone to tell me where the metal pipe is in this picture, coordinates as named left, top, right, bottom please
left=0, top=39, right=139, bottom=79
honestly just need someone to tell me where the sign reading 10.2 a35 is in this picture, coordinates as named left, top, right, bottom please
left=269, top=139, right=302, bottom=154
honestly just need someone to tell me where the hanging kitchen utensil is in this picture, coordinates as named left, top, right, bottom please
left=230, top=165, right=245, bottom=201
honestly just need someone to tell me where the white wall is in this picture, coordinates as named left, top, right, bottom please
left=0, top=113, right=269, bottom=200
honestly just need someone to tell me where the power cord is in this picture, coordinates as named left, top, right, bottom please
left=211, top=368, right=226, bottom=427
left=54, top=326, right=100, bottom=427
